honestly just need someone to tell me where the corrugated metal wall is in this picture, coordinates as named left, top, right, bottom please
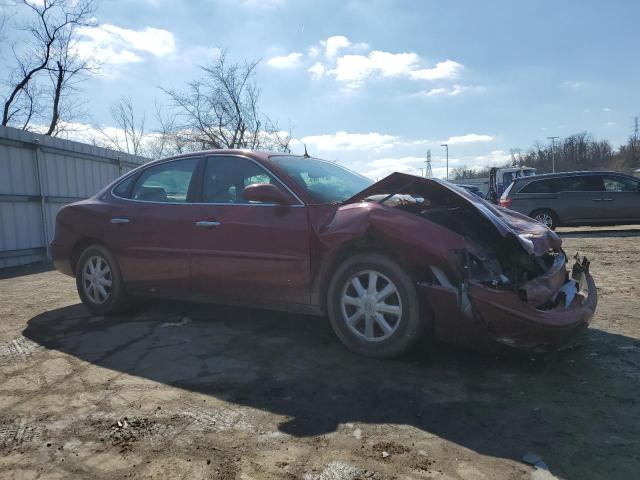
left=0, top=125, right=149, bottom=269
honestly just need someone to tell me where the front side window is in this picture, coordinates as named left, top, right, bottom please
left=131, top=158, right=198, bottom=203
left=502, top=172, right=514, bottom=185
left=270, top=155, right=372, bottom=203
left=202, top=156, right=282, bottom=204
left=556, top=175, right=603, bottom=192
left=604, top=176, right=639, bottom=192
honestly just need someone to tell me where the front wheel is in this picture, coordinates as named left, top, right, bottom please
left=75, top=245, right=130, bottom=315
left=327, top=253, right=424, bottom=358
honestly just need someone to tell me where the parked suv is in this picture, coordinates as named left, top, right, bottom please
left=500, top=171, right=640, bottom=229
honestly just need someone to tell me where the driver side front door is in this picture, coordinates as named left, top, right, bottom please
left=189, top=155, right=312, bottom=307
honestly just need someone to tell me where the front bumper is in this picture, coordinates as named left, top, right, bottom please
left=418, top=258, right=598, bottom=352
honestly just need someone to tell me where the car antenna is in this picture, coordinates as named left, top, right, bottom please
left=303, top=144, right=310, bottom=158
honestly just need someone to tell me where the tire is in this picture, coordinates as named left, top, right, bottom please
left=75, top=244, right=130, bottom=315
left=530, top=209, right=559, bottom=230
left=327, top=252, right=423, bottom=358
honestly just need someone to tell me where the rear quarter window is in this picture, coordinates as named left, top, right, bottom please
left=519, top=179, right=555, bottom=193
left=113, top=174, right=138, bottom=198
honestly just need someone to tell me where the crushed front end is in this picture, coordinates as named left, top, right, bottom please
left=343, top=172, right=598, bottom=352
left=419, top=249, right=597, bottom=352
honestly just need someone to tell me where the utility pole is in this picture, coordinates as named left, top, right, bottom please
left=633, top=116, right=639, bottom=161
left=440, top=144, right=449, bottom=180
left=425, top=150, right=432, bottom=178
left=547, top=136, right=559, bottom=173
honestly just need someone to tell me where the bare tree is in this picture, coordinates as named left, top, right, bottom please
left=161, top=49, right=291, bottom=152
left=96, top=96, right=147, bottom=156
left=45, top=29, right=95, bottom=135
left=1, top=0, right=96, bottom=129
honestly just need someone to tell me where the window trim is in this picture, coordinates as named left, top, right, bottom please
left=193, top=154, right=305, bottom=207
left=517, top=174, right=605, bottom=194
left=110, top=156, right=203, bottom=204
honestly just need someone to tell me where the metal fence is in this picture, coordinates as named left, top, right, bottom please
left=0, top=125, right=149, bottom=269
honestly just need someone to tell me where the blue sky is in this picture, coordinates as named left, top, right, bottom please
left=2, top=0, right=639, bottom=178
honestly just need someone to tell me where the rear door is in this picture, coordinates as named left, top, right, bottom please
left=108, top=157, right=200, bottom=296
left=555, top=175, right=604, bottom=224
left=189, top=155, right=312, bottom=306
left=601, top=175, right=640, bottom=222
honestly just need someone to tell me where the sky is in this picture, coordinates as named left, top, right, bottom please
left=1, top=0, right=639, bottom=179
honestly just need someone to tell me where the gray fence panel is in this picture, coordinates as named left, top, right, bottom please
left=0, top=125, right=149, bottom=269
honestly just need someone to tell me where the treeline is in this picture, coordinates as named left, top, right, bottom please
left=453, top=131, right=640, bottom=180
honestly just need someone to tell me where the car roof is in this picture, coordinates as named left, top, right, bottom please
left=512, top=170, right=632, bottom=183
left=145, top=149, right=297, bottom=166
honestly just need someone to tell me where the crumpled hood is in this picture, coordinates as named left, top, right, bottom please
left=344, top=172, right=561, bottom=256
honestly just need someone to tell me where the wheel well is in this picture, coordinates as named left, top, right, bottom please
left=529, top=208, right=559, bottom=221
left=316, top=235, right=412, bottom=313
left=70, top=238, right=107, bottom=275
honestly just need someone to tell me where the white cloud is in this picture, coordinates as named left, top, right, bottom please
left=442, top=133, right=494, bottom=145
left=602, top=107, right=611, bottom=112
left=326, top=51, right=462, bottom=88
left=267, top=52, right=303, bottom=69
left=75, top=24, right=176, bottom=66
left=408, top=60, right=463, bottom=80
left=563, top=80, right=582, bottom=88
left=322, top=35, right=351, bottom=57
left=308, top=62, right=326, bottom=79
left=418, top=84, right=486, bottom=97
left=301, top=131, right=401, bottom=152
left=471, top=150, right=511, bottom=166
left=363, top=156, right=425, bottom=179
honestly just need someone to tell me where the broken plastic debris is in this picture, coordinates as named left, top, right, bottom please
left=161, top=317, right=191, bottom=328
left=557, top=279, right=578, bottom=308
left=381, top=451, right=390, bottom=458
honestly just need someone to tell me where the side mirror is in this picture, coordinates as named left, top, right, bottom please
left=242, top=183, right=293, bottom=205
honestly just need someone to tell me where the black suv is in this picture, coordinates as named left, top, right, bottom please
left=499, top=171, right=640, bottom=229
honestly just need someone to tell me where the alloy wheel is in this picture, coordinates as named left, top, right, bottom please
left=340, top=270, right=402, bottom=342
left=534, top=212, right=554, bottom=229
left=82, top=255, right=113, bottom=304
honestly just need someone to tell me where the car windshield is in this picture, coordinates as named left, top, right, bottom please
left=270, top=155, right=373, bottom=203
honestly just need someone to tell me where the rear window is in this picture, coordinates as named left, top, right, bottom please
left=519, top=179, right=555, bottom=193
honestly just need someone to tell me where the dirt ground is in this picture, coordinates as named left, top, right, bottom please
left=1, top=226, right=639, bottom=480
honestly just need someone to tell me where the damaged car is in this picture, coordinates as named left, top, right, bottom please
left=51, top=151, right=598, bottom=358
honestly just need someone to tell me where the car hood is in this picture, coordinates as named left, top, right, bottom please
left=343, top=172, right=561, bottom=256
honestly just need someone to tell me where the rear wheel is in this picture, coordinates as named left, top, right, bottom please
left=531, top=209, right=558, bottom=230
left=76, top=245, right=130, bottom=315
left=327, top=253, right=423, bottom=358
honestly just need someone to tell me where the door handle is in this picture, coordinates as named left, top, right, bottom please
left=591, top=198, right=602, bottom=202
left=110, top=217, right=130, bottom=224
left=195, top=220, right=221, bottom=228
left=603, top=198, right=613, bottom=201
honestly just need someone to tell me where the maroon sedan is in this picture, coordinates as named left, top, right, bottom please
left=52, top=151, right=597, bottom=357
